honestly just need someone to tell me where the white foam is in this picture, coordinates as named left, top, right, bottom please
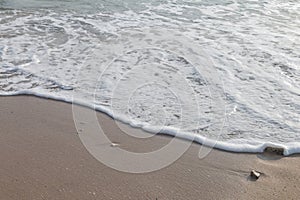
left=3, top=90, right=300, bottom=156
left=1, top=0, right=300, bottom=155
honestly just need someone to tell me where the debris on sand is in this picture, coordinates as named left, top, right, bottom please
left=110, top=143, right=120, bottom=147
left=264, top=147, right=285, bottom=155
left=250, top=170, right=261, bottom=180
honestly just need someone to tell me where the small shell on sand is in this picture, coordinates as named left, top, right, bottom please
left=250, top=170, right=261, bottom=180
left=110, top=143, right=120, bottom=147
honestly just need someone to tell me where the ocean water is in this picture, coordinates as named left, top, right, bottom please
left=0, top=0, right=299, bottom=155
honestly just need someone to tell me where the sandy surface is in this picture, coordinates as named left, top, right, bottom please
left=0, top=96, right=299, bottom=200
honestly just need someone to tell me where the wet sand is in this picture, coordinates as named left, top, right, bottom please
left=0, top=96, right=299, bottom=200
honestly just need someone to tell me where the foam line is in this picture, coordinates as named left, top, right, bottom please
left=1, top=91, right=299, bottom=156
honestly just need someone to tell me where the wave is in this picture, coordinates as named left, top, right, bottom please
left=1, top=0, right=300, bottom=155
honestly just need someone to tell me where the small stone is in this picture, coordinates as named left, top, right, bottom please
left=264, top=147, right=285, bottom=155
left=250, top=170, right=261, bottom=180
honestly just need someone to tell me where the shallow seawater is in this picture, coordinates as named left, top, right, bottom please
left=0, top=0, right=299, bottom=154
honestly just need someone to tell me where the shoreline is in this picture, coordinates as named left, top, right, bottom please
left=0, top=96, right=300, bottom=199
left=2, top=93, right=298, bottom=156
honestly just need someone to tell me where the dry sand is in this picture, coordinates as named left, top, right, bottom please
left=0, top=96, right=299, bottom=200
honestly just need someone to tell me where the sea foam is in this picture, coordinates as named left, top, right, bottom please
left=1, top=0, right=299, bottom=155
